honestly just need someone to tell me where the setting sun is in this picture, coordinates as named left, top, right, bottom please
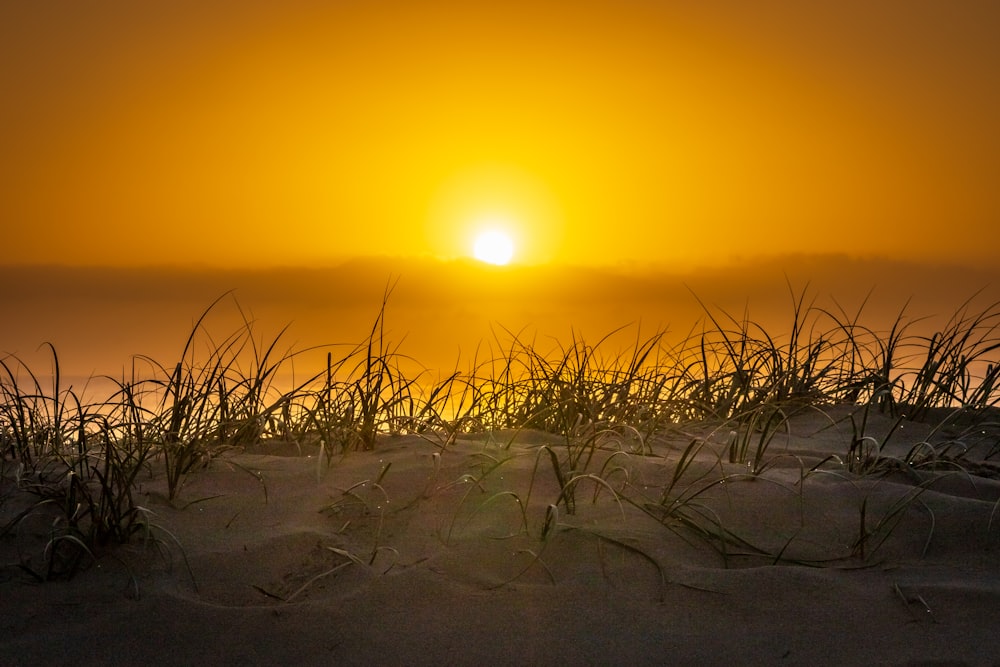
left=472, top=230, right=515, bottom=265
left=5, top=4, right=1000, bottom=661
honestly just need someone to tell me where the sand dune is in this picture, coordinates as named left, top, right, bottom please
left=4, top=406, right=1000, bottom=665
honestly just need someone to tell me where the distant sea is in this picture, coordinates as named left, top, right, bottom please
left=3, top=255, right=997, bottom=401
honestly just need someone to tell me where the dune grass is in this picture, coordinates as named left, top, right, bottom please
left=3, top=287, right=1000, bottom=582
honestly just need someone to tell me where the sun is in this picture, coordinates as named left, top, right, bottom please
left=472, top=229, right=515, bottom=265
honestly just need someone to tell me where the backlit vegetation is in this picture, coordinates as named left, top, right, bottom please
left=3, top=286, right=1000, bottom=582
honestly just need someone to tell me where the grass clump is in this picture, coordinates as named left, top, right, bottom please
left=3, top=284, right=1000, bottom=582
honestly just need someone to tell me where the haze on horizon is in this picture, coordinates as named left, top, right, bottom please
left=2, top=1, right=999, bottom=271
left=3, top=256, right=999, bottom=398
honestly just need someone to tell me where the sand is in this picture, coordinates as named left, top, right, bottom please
left=3, top=406, right=1000, bottom=666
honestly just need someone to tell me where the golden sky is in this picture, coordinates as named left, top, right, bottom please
left=2, top=1, right=999, bottom=269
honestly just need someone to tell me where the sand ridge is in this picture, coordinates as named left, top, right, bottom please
left=3, top=408, right=1000, bottom=665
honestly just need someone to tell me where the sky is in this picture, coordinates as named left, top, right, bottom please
left=3, top=0, right=999, bottom=270
left=3, top=2, right=1000, bottom=389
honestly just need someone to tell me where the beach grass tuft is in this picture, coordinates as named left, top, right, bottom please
left=3, top=286, right=1000, bottom=584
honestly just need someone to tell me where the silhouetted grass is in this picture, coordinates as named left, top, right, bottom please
left=3, top=286, right=1000, bottom=582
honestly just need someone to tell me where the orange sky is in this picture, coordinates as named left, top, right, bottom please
left=3, top=1, right=998, bottom=269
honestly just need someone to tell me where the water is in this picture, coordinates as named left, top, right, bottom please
left=3, top=255, right=999, bottom=404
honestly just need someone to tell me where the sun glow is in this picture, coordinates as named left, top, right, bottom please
left=472, top=229, right=515, bottom=265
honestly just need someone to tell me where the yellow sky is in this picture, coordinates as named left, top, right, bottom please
left=2, top=1, right=998, bottom=269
